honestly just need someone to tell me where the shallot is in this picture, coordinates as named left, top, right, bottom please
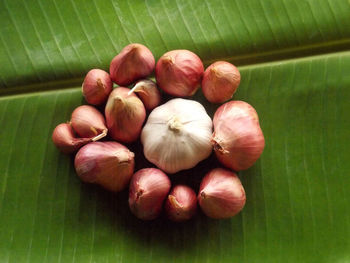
left=156, top=50, right=204, bottom=97
left=212, top=101, right=265, bottom=171
left=82, top=69, right=112, bottom=105
left=165, top=185, right=197, bottom=222
left=71, top=105, right=108, bottom=140
left=74, top=141, right=135, bottom=192
left=198, top=168, right=246, bottom=219
left=110, top=43, right=155, bottom=86
left=202, top=61, right=240, bottom=103
left=52, top=123, right=91, bottom=154
left=129, top=168, right=171, bottom=220
left=105, top=87, right=146, bottom=143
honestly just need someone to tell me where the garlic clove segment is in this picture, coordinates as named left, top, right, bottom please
left=141, top=98, right=213, bottom=174
left=74, top=141, right=135, bottom=192
left=110, top=43, right=155, bottom=86
left=202, top=61, right=241, bottom=103
left=128, top=168, right=171, bottom=220
left=105, top=87, right=146, bottom=143
left=71, top=105, right=108, bottom=140
left=212, top=101, right=265, bottom=171
left=128, top=79, right=161, bottom=111
left=82, top=69, right=113, bottom=105
left=155, top=50, right=204, bottom=97
left=198, top=168, right=246, bottom=219
left=165, top=185, right=197, bottom=222
left=52, top=123, right=91, bottom=154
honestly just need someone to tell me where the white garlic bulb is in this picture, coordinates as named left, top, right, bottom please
left=141, top=98, right=213, bottom=174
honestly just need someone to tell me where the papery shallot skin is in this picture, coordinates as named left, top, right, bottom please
left=74, top=142, right=135, bottom=192
left=105, top=87, right=146, bottom=143
left=82, top=69, right=112, bottom=105
left=155, top=50, right=204, bottom=97
left=212, top=101, right=264, bottom=171
left=198, top=168, right=246, bottom=219
left=202, top=61, right=241, bottom=103
left=129, top=168, right=171, bottom=220
left=110, top=43, right=155, bottom=86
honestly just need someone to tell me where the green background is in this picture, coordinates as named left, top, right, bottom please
left=0, top=0, right=349, bottom=262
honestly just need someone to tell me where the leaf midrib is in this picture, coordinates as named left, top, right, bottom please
left=1, top=38, right=349, bottom=97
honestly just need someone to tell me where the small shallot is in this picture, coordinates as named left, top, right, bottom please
left=198, top=168, right=246, bottom=219
left=74, top=142, right=135, bottom=192
left=110, top=43, right=155, bottom=86
left=128, top=79, right=161, bottom=110
left=212, top=101, right=265, bottom=171
left=52, top=123, right=91, bottom=154
left=202, top=61, right=241, bottom=103
left=82, top=69, right=112, bottom=105
left=105, top=87, right=146, bottom=143
left=165, top=185, right=197, bottom=222
left=129, top=168, right=171, bottom=220
left=155, top=50, right=204, bottom=97
left=71, top=105, right=108, bottom=140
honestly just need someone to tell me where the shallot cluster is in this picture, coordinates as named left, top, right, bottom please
left=52, top=43, right=265, bottom=222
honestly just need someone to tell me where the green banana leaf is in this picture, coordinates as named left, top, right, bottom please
left=1, top=0, right=349, bottom=262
